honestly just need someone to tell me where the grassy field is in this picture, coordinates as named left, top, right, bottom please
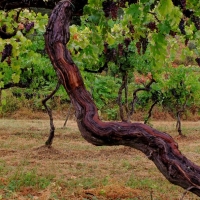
left=1, top=119, right=200, bottom=199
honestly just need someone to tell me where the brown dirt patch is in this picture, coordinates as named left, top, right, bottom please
left=31, top=145, right=67, bottom=160
left=82, top=184, right=143, bottom=199
left=0, top=119, right=200, bottom=199
left=0, top=149, right=16, bottom=156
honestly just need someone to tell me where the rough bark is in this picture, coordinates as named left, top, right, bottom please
left=176, top=110, right=183, bottom=136
left=129, top=79, right=155, bottom=116
left=117, top=73, right=129, bottom=122
left=43, top=0, right=200, bottom=197
left=144, top=100, right=158, bottom=124
left=42, top=82, right=61, bottom=146
left=63, top=103, right=73, bottom=127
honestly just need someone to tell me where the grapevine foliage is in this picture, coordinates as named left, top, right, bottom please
left=77, top=0, right=200, bottom=124
left=0, top=9, right=56, bottom=90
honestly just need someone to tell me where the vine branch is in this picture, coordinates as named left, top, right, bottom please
left=44, top=1, right=200, bottom=197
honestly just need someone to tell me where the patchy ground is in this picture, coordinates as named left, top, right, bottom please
left=0, top=119, right=200, bottom=199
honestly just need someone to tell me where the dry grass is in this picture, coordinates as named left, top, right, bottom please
left=0, top=119, right=200, bottom=199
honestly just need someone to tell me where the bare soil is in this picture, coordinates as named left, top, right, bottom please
left=1, top=118, right=200, bottom=199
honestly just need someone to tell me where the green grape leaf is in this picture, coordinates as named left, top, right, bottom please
left=1, top=99, right=6, bottom=106
left=168, top=7, right=182, bottom=29
left=106, top=33, right=115, bottom=45
left=0, top=72, right=3, bottom=79
left=158, top=20, right=171, bottom=34
left=12, top=74, right=20, bottom=83
left=11, top=64, right=20, bottom=72
left=127, top=4, right=141, bottom=18
left=158, top=0, right=173, bottom=17
left=0, top=81, right=4, bottom=88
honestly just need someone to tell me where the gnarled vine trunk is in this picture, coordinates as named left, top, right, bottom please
left=44, top=1, right=200, bottom=197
